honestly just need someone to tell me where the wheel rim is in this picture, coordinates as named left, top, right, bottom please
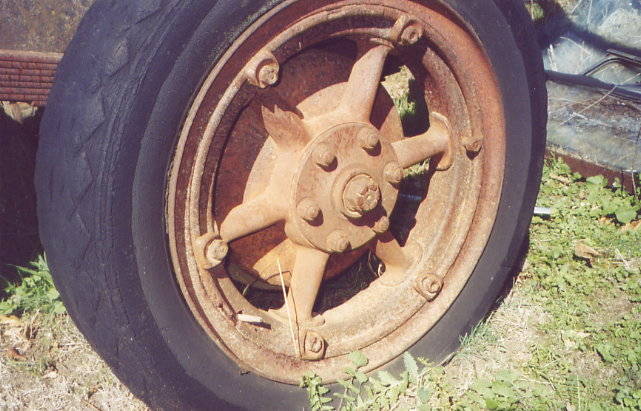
left=167, top=0, right=505, bottom=384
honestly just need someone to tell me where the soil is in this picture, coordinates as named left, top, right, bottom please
left=0, top=0, right=93, bottom=53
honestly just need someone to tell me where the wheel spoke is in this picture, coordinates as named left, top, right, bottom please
left=337, top=43, right=392, bottom=122
left=282, top=245, right=330, bottom=324
left=392, top=112, right=452, bottom=170
left=219, top=193, right=286, bottom=243
left=375, top=233, right=412, bottom=285
left=261, top=98, right=310, bottom=150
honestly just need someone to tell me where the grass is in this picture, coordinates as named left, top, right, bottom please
left=0, top=256, right=145, bottom=409
left=303, top=158, right=641, bottom=410
left=2, top=160, right=640, bottom=409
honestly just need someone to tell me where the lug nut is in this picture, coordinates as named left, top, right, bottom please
left=313, top=143, right=336, bottom=168
left=327, top=230, right=350, bottom=253
left=400, top=24, right=423, bottom=45
left=357, top=128, right=380, bottom=151
left=301, top=329, right=326, bottom=360
left=205, top=239, right=229, bottom=264
left=414, top=274, right=443, bottom=301
left=372, top=216, right=390, bottom=234
left=298, top=199, right=321, bottom=222
left=384, top=162, right=404, bottom=185
left=258, top=63, right=279, bottom=87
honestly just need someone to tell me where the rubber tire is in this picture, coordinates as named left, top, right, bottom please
left=35, top=0, right=546, bottom=409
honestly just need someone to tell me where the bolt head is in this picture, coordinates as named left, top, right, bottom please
left=313, top=143, right=336, bottom=168
left=400, top=25, right=423, bottom=45
left=206, top=239, right=229, bottom=264
left=258, top=63, right=279, bottom=87
left=372, top=216, right=390, bottom=234
left=357, top=128, right=380, bottom=151
left=343, top=175, right=380, bottom=217
left=384, top=162, right=404, bottom=185
left=302, top=330, right=326, bottom=360
left=415, top=274, right=443, bottom=301
left=298, top=199, right=321, bottom=222
left=328, top=230, right=350, bottom=253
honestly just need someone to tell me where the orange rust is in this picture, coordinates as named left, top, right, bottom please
left=0, top=50, right=61, bottom=106
left=167, top=0, right=505, bottom=383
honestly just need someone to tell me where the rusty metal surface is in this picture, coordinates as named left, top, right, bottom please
left=167, top=0, right=505, bottom=384
left=0, top=50, right=62, bottom=105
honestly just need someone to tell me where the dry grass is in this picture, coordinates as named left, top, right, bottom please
left=0, top=313, right=146, bottom=410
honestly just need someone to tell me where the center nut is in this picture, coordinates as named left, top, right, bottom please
left=342, top=174, right=381, bottom=218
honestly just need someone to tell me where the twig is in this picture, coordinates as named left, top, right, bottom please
left=277, top=258, right=300, bottom=358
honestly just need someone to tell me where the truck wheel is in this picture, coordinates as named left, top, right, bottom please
left=36, top=0, right=546, bottom=408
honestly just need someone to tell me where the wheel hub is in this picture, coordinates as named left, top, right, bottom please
left=290, top=123, right=400, bottom=253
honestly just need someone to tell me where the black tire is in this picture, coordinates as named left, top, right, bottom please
left=35, top=0, right=546, bottom=409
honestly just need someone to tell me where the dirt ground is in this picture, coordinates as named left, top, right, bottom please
left=0, top=313, right=146, bottom=410
left=0, top=0, right=92, bottom=53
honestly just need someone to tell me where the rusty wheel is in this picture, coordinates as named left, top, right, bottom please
left=171, top=1, right=521, bottom=383
left=37, top=0, right=545, bottom=408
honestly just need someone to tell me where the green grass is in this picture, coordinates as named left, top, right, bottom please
left=0, top=255, right=65, bottom=315
left=303, top=158, right=641, bottom=410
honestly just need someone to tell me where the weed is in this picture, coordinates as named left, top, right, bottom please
left=0, top=255, right=65, bottom=315
left=303, top=157, right=641, bottom=410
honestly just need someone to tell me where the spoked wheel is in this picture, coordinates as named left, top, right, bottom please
left=36, top=0, right=546, bottom=408
left=170, top=2, right=506, bottom=383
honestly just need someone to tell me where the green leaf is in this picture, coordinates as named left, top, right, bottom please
left=376, top=371, right=398, bottom=386
left=485, top=398, right=499, bottom=410
left=354, top=370, right=368, bottom=384
left=615, top=207, right=637, bottom=224
left=348, top=351, right=368, bottom=368
left=586, top=175, right=607, bottom=187
left=403, top=352, right=419, bottom=383
left=417, top=387, right=430, bottom=404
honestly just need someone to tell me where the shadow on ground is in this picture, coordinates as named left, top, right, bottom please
left=0, top=110, right=42, bottom=285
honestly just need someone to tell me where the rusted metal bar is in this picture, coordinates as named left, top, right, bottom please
left=0, top=50, right=62, bottom=106
left=0, top=74, right=55, bottom=83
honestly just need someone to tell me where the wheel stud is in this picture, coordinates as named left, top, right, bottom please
left=313, top=143, right=336, bottom=168
left=298, top=199, right=321, bottom=222
left=357, top=128, right=380, bottom=151
left=327, top=230, right=350, bottom=253
left=372, top=216, right=390, bottom=234
left=384, top=162, right=404, bottom=185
